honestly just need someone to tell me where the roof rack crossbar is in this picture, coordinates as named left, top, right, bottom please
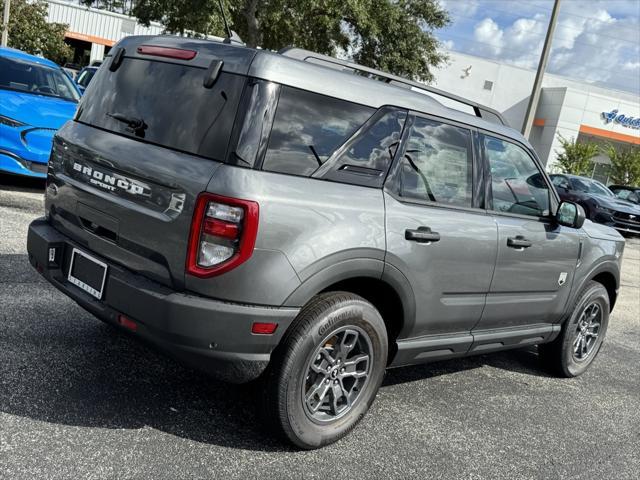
left=278, top=47, right=507, bottom=126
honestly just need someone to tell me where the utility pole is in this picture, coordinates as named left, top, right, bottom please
left=521, top=0, right=562, bottom=138
left=1, top=0, right=9, bottom=47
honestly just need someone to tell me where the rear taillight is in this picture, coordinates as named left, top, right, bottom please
left=186, top=193, right=259, bottom=277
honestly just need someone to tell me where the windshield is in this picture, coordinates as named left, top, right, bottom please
left=0, top=56, right=80, bottom=102
left=570, top=177, right=614, bottom=197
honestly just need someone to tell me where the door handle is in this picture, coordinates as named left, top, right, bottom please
left=405, top=226, right=440, bottom=244
left=507, top=235, right=533, bottom=249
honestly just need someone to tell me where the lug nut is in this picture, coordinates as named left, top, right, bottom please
left=325, top=379, right=330, bottom=384
left=334, top=380, right=339, bottom=384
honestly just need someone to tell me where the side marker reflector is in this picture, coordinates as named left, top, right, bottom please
left=118, top=314, right=138, bottom=332
left=251, top=322, right=278, bottom=335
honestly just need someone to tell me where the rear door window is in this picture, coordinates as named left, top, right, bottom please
left=76, top=58, right=246, bottom=161
left=262, top=86, right=374, bottom=177
left=398, top=116, right=474, bottom=208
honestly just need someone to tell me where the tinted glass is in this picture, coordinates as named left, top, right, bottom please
left=333, top=109, right=406, bottom=173
left=76, top=58, right=245, bottom=160
left=570, top=177, right=614, bottom=196
left=232, top=80, right=280, bottom=168
left=0, top=56, right=80, bottom=102
left=485, top=136, right=550, bottom=217
left=399, top=117, right=473, bottom=207
left=77, top=68, right=97, bottom=87
left=614, top=189, right=632, bottom=200
left=262, top=86, right=374, bottom=176
left=551, top=175, right=570, bottom=187
left=319, top=109, right=407, bottom=188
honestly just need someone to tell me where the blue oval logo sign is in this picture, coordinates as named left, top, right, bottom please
left=602, top=109, right=640, bottom=129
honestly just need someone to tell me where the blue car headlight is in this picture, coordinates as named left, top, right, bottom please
left=0, top=114, right=28, bottom=128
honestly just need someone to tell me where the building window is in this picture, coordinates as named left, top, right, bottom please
left=483, top=80, right=493, bottom=91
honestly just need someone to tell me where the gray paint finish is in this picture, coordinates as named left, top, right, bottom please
left=477, top=215, right=581, bottom=329
left=384, top=193, right=498, bottom=337
left=30, top=34, right=626, bottom=381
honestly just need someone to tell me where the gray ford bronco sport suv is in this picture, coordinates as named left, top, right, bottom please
left=28, top=35, right=625, bottom=449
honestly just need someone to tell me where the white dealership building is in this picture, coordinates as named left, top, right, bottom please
left=431, top=51, right=639, bottom=175
left=45, top=1, right=639, bottom=175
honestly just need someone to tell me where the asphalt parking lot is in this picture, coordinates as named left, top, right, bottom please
left=1, top=174, right=639, bottom=480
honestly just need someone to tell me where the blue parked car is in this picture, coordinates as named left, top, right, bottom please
left=0, top=47, right=81, bottom=178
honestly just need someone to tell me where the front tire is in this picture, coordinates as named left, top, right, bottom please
left=263, top=292, right=388, bottom=449
left=539, top=281, right=609, bottom=377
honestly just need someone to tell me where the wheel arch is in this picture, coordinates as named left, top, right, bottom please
left=282, top=259, right=415, bottom=364
left=568, top=262, right=620, bottom=318
left=591, top=270, right=618, bottom=312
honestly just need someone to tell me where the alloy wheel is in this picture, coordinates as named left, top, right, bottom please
left=302, top=326, right=373, bottom=422
left=573, top=302, right=602, bottom=362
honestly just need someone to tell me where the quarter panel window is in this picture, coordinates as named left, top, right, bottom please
left=399, top=117, right=473, bottom=208
left=485, top=136, right=550, bottom=217
left=262, top=86, right=374, bottom=177
left=321, top=109, right=407, bottom=187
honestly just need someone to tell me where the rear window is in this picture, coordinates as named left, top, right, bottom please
left=262, top=86, right=374, bottom=177
left=76, top=58, right=245, bottom=160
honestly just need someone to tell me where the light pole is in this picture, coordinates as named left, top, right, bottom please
left=521, top=0, right=562, bottom=138
left=1, top=0, right=10, bottom=47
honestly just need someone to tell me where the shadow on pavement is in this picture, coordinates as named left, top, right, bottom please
left=1, top=254, right=552, bottom=453
left=0, top=173, right=46, bottom=193
left=383, top=346, right=549, bottom=387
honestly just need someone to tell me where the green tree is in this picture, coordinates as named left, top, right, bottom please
left=132, top=0, right=450, bottom=82
left=554, top=134, right=599, bottom=176
left=0, top=0, right=72, bottom=65
left=605, top=144, right=640, bottom=186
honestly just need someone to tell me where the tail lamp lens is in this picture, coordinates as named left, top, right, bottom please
left=187, top=193, right=259, bottom=277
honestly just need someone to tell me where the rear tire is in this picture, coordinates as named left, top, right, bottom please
left=262, top=292, right=388, bottom=449
left=539, top=281, right=609, bottom=377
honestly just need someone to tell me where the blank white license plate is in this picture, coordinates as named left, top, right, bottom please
left=67, top=248, right=108, bottom=300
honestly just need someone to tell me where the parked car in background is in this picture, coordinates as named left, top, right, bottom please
left=62, top=63, right=81, bottom=80
left=0, top=47, right=81, bottom=178
left=75, top=66, right=99, bottom=93
left=551, top=174, right=640, bottom=235
left=608, top=185, right=640, bottom=205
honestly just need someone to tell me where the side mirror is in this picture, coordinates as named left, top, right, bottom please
left=556, top=201, right=585, bottom=229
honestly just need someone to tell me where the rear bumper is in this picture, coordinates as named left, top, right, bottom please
left=27, top=218, right=300, bottom=383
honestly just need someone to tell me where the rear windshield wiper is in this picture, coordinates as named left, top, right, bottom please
left=107, top=112, right=148, bottom=137
left=308, top=145, right=322, bottom=166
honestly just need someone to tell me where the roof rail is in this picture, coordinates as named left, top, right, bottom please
left=278, top=47, right=508, bottom=127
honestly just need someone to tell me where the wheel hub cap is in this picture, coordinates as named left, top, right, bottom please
left=302, top=326, right=373, bottom=422
left=573, top=302, right=602, bottom=362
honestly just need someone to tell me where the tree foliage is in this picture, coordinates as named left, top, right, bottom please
left=0, top=0, right=72, bottom=65
left=554, top=134, right=599, bottom=176
left=605, top=144, right=640, bottom=186
left=131, top=0, right=450, bottom=82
